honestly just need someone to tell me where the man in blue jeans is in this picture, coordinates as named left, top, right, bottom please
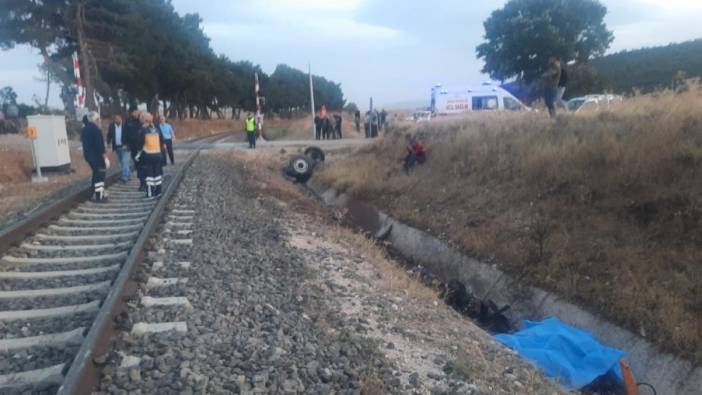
left=159, top=115, right=175, bottom=165
left=107, top=114, right=130, bottom=182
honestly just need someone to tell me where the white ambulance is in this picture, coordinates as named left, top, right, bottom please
left=430, top=81, right=529, bottom=115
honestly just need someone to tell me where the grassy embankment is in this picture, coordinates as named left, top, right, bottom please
left=317, top=85, right=702, bottom=364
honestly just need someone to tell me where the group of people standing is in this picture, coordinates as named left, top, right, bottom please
left=80, top=106, right=176, bottom=203
left=314, top=114, right=343, bottom=140
left=543, top=56, right=569, bottom=118
left=358, top=109, right=387, bottom=138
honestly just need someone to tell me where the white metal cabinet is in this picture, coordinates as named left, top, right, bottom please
left=26, top=115, right=71, bottom=169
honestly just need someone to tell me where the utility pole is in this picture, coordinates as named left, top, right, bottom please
left=309, top=63, right=316, bottom=140
left=255, top=71, right=264, bottom=140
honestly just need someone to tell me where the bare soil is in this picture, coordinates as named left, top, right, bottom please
left=0, top=134, right=91, bottom=227
left=209, top=148, right=568, bottom=394
left=316, top=90, right=702, bottom=366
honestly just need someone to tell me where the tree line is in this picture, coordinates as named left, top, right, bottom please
left=476, top=0, right=700, bottom=101
left=590, top=39, right=702, bottom=94
left=0, top=0, right=345, bottom=119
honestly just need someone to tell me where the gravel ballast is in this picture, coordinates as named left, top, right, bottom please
left=96, top=152, right=567, bottom=395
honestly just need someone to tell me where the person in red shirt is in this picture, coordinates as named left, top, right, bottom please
left=403, top=134, right=426, bottom=174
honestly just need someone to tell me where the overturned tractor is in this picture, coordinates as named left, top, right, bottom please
left=283, top=146, right=325, bottom=183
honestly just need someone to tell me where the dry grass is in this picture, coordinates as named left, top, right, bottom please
left=163, top=118, right=241, bottom=140
left=262, top=114, right=365, bottom=141
left=97, top=118, right=242, bottom=141
left=317, top=84, right=702, bottom=364
left=0, top=135, right=91, bottom=227
left=329, top=225, right=439, bottom=302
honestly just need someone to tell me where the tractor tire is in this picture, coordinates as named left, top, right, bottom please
left=288, top=155, right=314, bottom=183
left=304, top=146, right=325, bottom=163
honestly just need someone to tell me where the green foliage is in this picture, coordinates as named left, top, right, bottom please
left=344, top=102, right=359, bottom=114
left=591, top=39, right=702, bottom=94
left=0, top=0, right=70, bottom=53
left=0, top=0, right=345, bottom=118
left=565, top=63, right=610, bottom=98
left=312, top=74, right=344, bottom=112
left=0, top=87, right=18, bottom=105
left=477, top=0, right=613, bottom=83
left=265, top=64, right=310, bottom=114
left=265, top=64, right=344, bottom=115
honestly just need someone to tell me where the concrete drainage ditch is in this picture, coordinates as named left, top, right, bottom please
left=304, top=176, right=702, bottom=395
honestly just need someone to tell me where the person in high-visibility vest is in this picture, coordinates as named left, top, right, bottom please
left=245, top=112, right=256, bottom=149
left=124, top=106, right=145, bottom=191
left=137, top=112, right=165, bottom=197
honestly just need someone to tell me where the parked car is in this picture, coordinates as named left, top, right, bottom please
left=567, top=94, right=623, bottom=113
left=412, top=110, right=432, bottom=122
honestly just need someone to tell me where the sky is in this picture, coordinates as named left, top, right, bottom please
left=1, top=0, right=701, bottom=110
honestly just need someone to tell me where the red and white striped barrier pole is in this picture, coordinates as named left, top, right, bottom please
left=72, top=52, right=85, bottom=110
left=255, top=72, right=264, bottom=141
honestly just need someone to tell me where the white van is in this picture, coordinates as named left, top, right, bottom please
left=431, top=81, right=529, bottom=115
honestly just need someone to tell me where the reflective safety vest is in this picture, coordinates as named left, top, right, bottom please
left=245, top=117, right=256, bottom=133
left=143, top=130, right=161, bottom=154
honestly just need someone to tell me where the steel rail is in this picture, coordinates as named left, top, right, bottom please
left=56, top=135, right=218, bottom=394
left=0, top=131, right=228, bottom=253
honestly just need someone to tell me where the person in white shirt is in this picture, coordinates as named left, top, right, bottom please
left=107, top=114, right=130, bottom=182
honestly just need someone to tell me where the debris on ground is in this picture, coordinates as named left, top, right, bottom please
left=496, top=317, right=626, bottom=390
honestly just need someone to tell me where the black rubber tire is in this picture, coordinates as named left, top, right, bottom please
left=289, top=155, right=314, bottom=182
left=304, top=146, right=325, bottom=163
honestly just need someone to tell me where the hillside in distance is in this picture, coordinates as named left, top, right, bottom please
left=592, top=38, right=702, bottom=93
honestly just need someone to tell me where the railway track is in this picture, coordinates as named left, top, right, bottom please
left=0, top=135, right=222, bottom=394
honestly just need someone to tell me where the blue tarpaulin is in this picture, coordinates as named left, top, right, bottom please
left=495, top=317, right=626, bottom=389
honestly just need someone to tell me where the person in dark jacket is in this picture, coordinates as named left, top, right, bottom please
left=542, top=56, right=562, bottom=118
left=314, top=115, right=323, bottom=140
left=333, top=114, right=342, bottom=139
left=137, top=112, right=165, bottom=197
left=123, top=105, right=144, bottom=190
left=354, top=110, right=361, bottom=132
left=106, top=114, right=130, bottom=182
left=81, top=111, right=108, bottom=202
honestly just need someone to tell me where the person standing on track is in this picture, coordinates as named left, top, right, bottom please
left=245, top=112, right=256, bottom=149
left=159, top=115, right=175, bottom=165
left=107, top=114, right=130, bottom=183
left=138, top=113, right=165, bottom=197
left=124, top=105, right=145, bottom=190
left=80, top=111, right=109, bottom=202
